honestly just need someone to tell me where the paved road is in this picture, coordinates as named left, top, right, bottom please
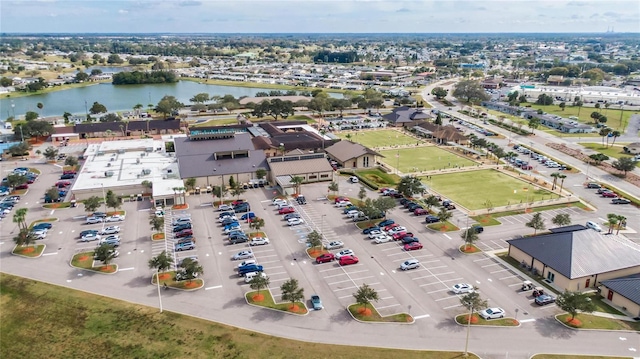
left=1, top=158, right=638, bottom=359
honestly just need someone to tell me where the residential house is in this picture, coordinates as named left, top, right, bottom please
left=324, top=140, right=381, bottom=169
left=382, top=106, right=432, bottom=127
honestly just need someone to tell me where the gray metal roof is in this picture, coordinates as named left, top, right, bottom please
left=269, top=157, right=333, bottom=178
left=601, top=275, right=640, bottom=306
left=507, top=230, right=640, bottom=279
left=324, top=140, right=381, bottom=163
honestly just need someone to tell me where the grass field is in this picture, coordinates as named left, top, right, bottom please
left=425, top=170, right=554, bottom=210
left=338, top=129, right=419, bottom=148
left=579, top=142, right=640, bottom=168
left=379, top=147, right=477, bottom=173
left=0, top=274, right=474, bottom=359
left=527, top=103, right=633, bottom=131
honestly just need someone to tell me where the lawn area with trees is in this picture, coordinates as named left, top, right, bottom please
left=379, top=147, right=476, bottom=173
left=425, top=170, right=554, bottom=210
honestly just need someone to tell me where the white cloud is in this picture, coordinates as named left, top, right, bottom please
left=118, top=9, right=129, bottom=14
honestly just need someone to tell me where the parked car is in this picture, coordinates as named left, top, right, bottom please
left=98, top=236, right=121, bottom=247
left=92, top=212, right=107, bottom=218
left=244, top=271, right=266, bottom=283
left=373, top=234, right=392, bottom=244
left=249, top=237, right=270, bottom=246
left=105, top=214, right=125, bottom=222
left=424, top=215, right=440, bottom=224
left=217, top=204, right=233, bottom=211
left=612, top=198, right=631, bottom=204
left=175, top=241, right=195, bottom=251
left=240, top=212, right=256, bottom=221
left=534, top=294, right=556, bottom=306
left=32, top=222, right=52, bottom=230
left=311, top=295, right=323, bottom=310
left=414, top=208, right=429, bottom=215
left=232, top=250, right=253, bottom=260
left=100, top=226, right=121, bottom=235
left=175, top=271, right=198, bottom=281
left=173, top=223, right=193, bottom=232
left=295, top=195, right=307, bottom=205
left=471, top=225, right=484, bottom=233
left=335, top=200, right=352, bottom=207
left=31, top=229, right=47, bottom=239
left=278, top=206, right=296, bottom=215
left=338, top=255, right=359, bottom=266
left=60, top=173, right=75, bottom=180
left=272, top=198, right=287, bottom=206
left=378, top=219, right=395, bottom=228
left=15, top=183, right=29, bottom=190
left=586, top=221, right=602, bottom=232
left=287, top=218, right=304, bottom=226
left=238, top=264, right=264, bottom=276
left=335, top=249, right=355, bottom=259
left=221, top=218, right=238, bottom=226
left=229, top=234, right=249, bottom=244
left=223, top=224, right=242, bottom=234
left=362, top=225, right=380, bottom=234
left=94, top=249, right=119, bottom=260
left=367, top=230, right=384, bottom=239
left=333, top=196, right=348, bottom=204
left=601, top=191, right=617, bottom=198
left=233, top=204, right=250, bottom=213
left=586, top=182, right=601, bottom=189
left=325, top=241, right=344, bottom=250
left=219, top=214, right=238, bottom=222
left=400, top=259, right=420, bottom=271
left=400, top=236, right=419, bottom=244
left=283, top=213, right=301, bottom=221
left=404, top=242, right=423, bottom=251
left=315, top=253, right=335, bottom=264
left=451, top=283, right=474, bottom=294
left=387, top=226, right=407, bottom=235
left=175, top=229, right=194, bottom=238
left=479, top=307, right=505, bottom=319
left=85, top=216, right=104, bottom=224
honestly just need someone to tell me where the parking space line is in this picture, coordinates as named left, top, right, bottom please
left=338, top=294, right=353, bottom=299
left=328, top=279, right=358, bottom=285
left=442, top=303, right=463, bottom=309
left=266, top=270, right=287, bottom=275
left=324, top=273, right=350, bottom=279
left=268, top=278, right=289, bottom=283
left=481, top=263, right=500, bottom=268
left=375, top=304, right=400, bottom=310
left=434, top=296, right=458, bottom=302
left=423, top=265, right=448, bottom=270
left=499, top=275, right=518, bottom=280
left=379, top=296, right=394, bottom=300
left=385, top=252, right=407, bottom=258
left=258, top=260, right=282, bottom=265
left=332, top=285, right=358, bottom=292
left=490, top=269, right=508, bottom=274
left=349, top=276, right=375, bottom=282
left=427, top=288, right=450, bottom=294
left=473, top=257, right=492, bottom=262
left=318, top=267, right=343, bottom=273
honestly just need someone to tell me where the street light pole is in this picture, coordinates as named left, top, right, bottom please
left=463, top=303, right=472, bottom=356
left=156, top=269, right=164, bottom=313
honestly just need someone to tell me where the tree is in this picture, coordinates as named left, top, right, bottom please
left=25, top=111, right=39, bottom=121
left=249, top=217, right=265, bottom=233
left=36, top=102, right=44, bottom=111
left=550, top=172, right=560, bottom=190
left=101, top=113, right=121, bottom=122
left=557, top=173, right=567, bottom=194
left=615, top=215, right=627, bottom=235
left=306, top=230, right=322, bottom=249
left=357, top=186, right=367, bottom=202
left=525, top=213, right=546, bottom=235
left=7, top=143, right=29, bottom=157
left=423, top=195, right=440, bottom=212
left=555, top=290, right=596, bottom=321
left=6, top=173, right=27, bottom=190
left=434, top=113, right=443, bottom=126
left=83, top=196, right=102, bottom=213
left=492, top=147, right=506, bottom=165
left=527, top=118, right=540, bottom=134
left=190, top=93, right=210, bottom=104
left=13, top=229, right=37, bottom=248
left=90, top=101, right=107, bottom=114
left=436, top=207, right=453, bottom=223
left=609, top=130, right=621, bottom=148
left=228, top=176, right=236, bottom=189
left=328, top=181, right=339, bottom=196
left=575, top=100, right=583, bottom=116
left=141, top=180, right=153, bottom=192
left=45, top=187, right=60, bottom=203
left=590, top=111, right=601, bottom=124
left=290, top=176, right=304, bottom=195
left=248, top=272, right=270, bottom=297
left=255, top=168, right=267, bottom=180
left=179, top=258, right=204, bottom=283
left=212, top=185, right=227, bottom=203
left=41, top=146, right=58, bottom=160
left=94, top=244, right=117, bottom=265
left=230, top=183, right=246, bottom=200
left=535, top=94, right=553, bottom=105
left=148, top=250, right=174, bottom=273
left=461, top=228, right=479, bottom=251
left=552, top=213, right=571, bottom=227
left=397, top=175, right=424, bottom=198
left=12, top=208, right=28, bottom=232
left=184, top=178, right=197, bottom=192
left=75, top=71, right=89, bottom=82
left=612, top=157, right=636, bottom=177
left=105, top=190, right=120, bottom=212
left=452, top=79, right=490, bottom=104
left=353, top=283, right=379, bottom=314
left=372, top=197, right=396, bottom=218
left=459, top=290, right=487, bottom=319
left=280, top=278, right=305, bottom=310
left=431, top=86, right=448, bottom=99
left=155, top=95, right=183, bottom=118
left=606, top=213, right=619, bottom=234
left=149, top=215, right=164, bottom=233
left=588, top=153, right=609, bottom=165
left=64, top=156, right=78, bottom=167
left=559, top=102, right=566, bottom=111
left=107, top=54, right=124, bottom=64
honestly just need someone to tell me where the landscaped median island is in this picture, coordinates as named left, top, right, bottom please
left=348, top=303, right=414, bottom=323
left=151, top=232, right=165, bottom=241
left=152, top=271, right=204, bottom=290
left=555, top=313, right=640, bottom=331
left=43, top=202, right=72, bottom=209
left=12, top=244, right=45, bottom=258
left=71, top=251, right=118, bottom=273
left=459, top=244, right=482, bottom=254
left=455, top=313, right=519, bottom=327
left=245, top=290, right=308, bottom=315
left=427, top=220, right=459, bottom=232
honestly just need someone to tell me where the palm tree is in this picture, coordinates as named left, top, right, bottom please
left=615, top=215, right=627, bottom=235
left=606, top=214, right=619, bottom=234
left=557, top=174, right=567, bottom=195
left=609, top=130, right=621, bottom=148
left=550, top=172, right=560, bottom=190
left=12, top=208, right=28, bottom=231
left=436, top=207, right=453, bottom=223
left=423, top=195, right=440, bottom=212
left=505, top=151, right=517, bottom=164
left=289, top=176, right=304, bottom=195
left=148, top=250, right=174, bottom=274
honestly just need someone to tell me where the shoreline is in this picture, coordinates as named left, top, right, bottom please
left=1, top=81, right=106, bottom=100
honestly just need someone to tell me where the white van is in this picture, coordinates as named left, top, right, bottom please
left=586, top=221, right=602, bottom=232
left=244, top=271, right=266, bottom=283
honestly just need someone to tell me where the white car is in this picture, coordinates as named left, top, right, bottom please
left=387, top=226, right=407, bottom=235
left=237, top=259, right=257, bottom=268
left=100, top=226, right=121, bottom=235
left=249, top=237, right=270, bottom=246
left=80, top=233, right=101, bottom=242
left=105, top=214, right=125, bottom=222
left=400, top=259, right=420, bottom=271
left=335, top=200, right=352, bottom=208
left=452, top=283, right=474, bottom=294
left=276, top=202, right=291, bottom=210
left=479, top=307, right=505, bottom=320
left=347, top=210, right=362, bottom=218
left=349, top=176, right=359, bottom=183
left=154, top=209, right=164, bottom=217
left=31, top=229, right=47, bottom=239
left=85, top=216, right=104, bottom=224
left=325, top=241, right=344, bottom=250
left=232, top=250, right=253, bottom=260
left=223, top=225, right=242, bottom=234
left=219, top=215, right=238, bottom=223
left=287, top=218, right=304, bottom=226
left=373, top=234, right=392, bottom=244
left=335, top=249, right=354, bottom=259
left=345, top=209, right=359, bottom=217
left=217, top=204, right=233, bottom=211
left=244, top=271, right=267, bottom=283
left=272, top=198, right=287, bottom=206
left=586, top=221, right=602, bottom=232
left=367, top=230, right=383, bottom=239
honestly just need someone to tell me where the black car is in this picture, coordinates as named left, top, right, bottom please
left=92, top=212, right=107, bottom=218
left=296, top=195, right=307, bottom=205
left=229, top=234, right=249, bottom=244
left=586, top=183, right=601, bottom=189
left=218, top=211, right=235, bottom=219
left=471, top=225, right=484, bottom=233
left=233, top=204, right=250, bottom=213
left=425, top=215, right=440, bottom=224
left=173, top=223, right=192, bottom=232
left=221, top=218, right=238, bottom=226
left=283, top=213, right=301, bottom=221
left=362, top=226, right=380, bottom=234
left=403, top=201, right=416, bottom=209
left=407, top=203, right=423, bottom=211
left=401, top=236, right=419, bottom=244
left=399, top=198, right=410, bottom=206
left=612, top=198, right=631, bottom=204
left=60, top=174, right=75, bottom=180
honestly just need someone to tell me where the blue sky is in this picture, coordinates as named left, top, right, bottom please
left=1, top=0, right=639, bottom=33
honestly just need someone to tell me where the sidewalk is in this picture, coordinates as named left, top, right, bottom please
left=590, top=311, right=637, bottom=322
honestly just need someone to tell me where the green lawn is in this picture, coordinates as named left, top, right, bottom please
left=0, top=274, right=476, bottom=359
left=338, top=129, right=419, bottom=149
left=527, top=103, right=634, bottom=131
left=425, top=170, right=554, bottom=210
left=379, top=147, right=476, bottom=173
left=355, top=168, right=401, bottom=186
left=579, top=142, right=640, bottom=168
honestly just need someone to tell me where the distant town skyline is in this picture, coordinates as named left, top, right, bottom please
left=1, top=0, right=639, bottom=34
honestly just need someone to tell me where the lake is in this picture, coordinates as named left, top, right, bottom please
left=1, top=81, right=342, bottom=118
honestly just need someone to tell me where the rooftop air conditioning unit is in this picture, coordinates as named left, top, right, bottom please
left=105, top=171, right=114, bottom=177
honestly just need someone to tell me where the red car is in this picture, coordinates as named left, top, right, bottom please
left=601, top=192, right=617, bottom=198
left=334, top=196, right=348, bottom=204
left=56, top=180, right=71, bottom=186
left=404, top=242, right=423, bottom=251
left=384, top=223, right=399, bottom=231
left=392, top=231, right=412, bottom=240
left=278, top=206, right=296, bottom=215
left=175, top=229, right=193, bottom=238
left=15, top=183, right=29, bottom=190
left=414, top=208, right=428, bottom=216
left=339, top=255, right=359, bottom=266
left=379, top=187, right=390, bottom=193
left=232, top=199, right=245, bottom=206
left=63, top=170, right=77, bottom=175
left=315, top=253, right=335, bottom=264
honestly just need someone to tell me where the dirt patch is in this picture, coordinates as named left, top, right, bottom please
left=358, top=307, right=372, bottom=316
left=78, top=255, right=90, bottom=261
left=158, top=273, right=170, bottom=280
left=21, top=247, right=35, bottom=254
left=252, top=294, right=264, bottom=302
left=100, top=265, right=113, bottom=272
left=566, top=318, right=582, bottom=327
left=289, top=304, right=300, bottom=312
left=184, top=281, right=198, bottom=288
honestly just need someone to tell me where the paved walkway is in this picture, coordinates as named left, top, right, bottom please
left=590, top=311, right=638, bottom=322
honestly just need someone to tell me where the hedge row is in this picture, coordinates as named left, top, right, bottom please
left=339, top=170, right=379, bottom=190
left=488, top=119, right=531, bottom=136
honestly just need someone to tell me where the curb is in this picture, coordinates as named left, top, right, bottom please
left=553, top=313, right=639, bottom=333
left=346, top=304, right=414, bottom=325
left=453, top=314, right=521, bottom=328
left=244, top=290, right=309, bottom=316
left=151, top=273, right=204, bottom=291
left=458, top=245, right=482, bottom=254
left=69, top=252, right=119, bottom=275
left=11, top=244, right=46, bottom=259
